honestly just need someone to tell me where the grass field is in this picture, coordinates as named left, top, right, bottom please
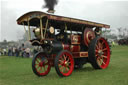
left=0, top=45, right=128, bottom=85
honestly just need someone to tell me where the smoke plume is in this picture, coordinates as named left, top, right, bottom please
left=44, top=0, right=58, bottom=11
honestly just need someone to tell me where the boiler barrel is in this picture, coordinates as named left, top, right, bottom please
left=51, top=42, right=80, bottom=53
left=62, top=44, right=80, bottom=52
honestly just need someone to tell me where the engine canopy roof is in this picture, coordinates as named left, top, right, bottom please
left=17, top=11, right=110, bottom=29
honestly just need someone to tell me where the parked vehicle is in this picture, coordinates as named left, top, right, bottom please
left=17, top=11, right=111, bottom=77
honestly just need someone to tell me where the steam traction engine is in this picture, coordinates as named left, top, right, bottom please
left=17, top=11, right=111, bottom=77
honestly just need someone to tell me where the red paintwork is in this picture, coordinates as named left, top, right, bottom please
left=80, top=52, right=88, bottom=57
left=70, top=45, right=80, bottom=52
left=63, top=44, right=70, bottom=51
left=95, top=38, right=110, bottom=69
left=84, top=28, right=95, bottom=46
left=72, top=52, right=80, bottom=58
left=63, top=44, right=80, bottom=53
left=63, top=35, right=81, bottom=53
left=71, top=35, right=81, bottom=44
left=34, top=53, right=51, bottom=76
left=63, top=44, right=82, bottom=58
left=58, top=51, right=74, bottom=76
left=62, top=35, right=81, bottom=58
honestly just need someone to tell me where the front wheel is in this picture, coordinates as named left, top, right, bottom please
left=32, top=52, right=51, bottom=76
left=88, top=37, right=110, bottom=69
left=54, top=50, right=74, bottom=77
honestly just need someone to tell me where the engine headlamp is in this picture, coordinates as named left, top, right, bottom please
left=49, top=26, right=55, bottom=34
left=34, top=28, right=41, bottom=39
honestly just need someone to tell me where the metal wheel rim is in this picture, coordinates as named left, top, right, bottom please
left=34, top=54, right=51, bottom=75
left=95, top=38, right=110, bottom=69
left=58, top=52, right=74, bottom=76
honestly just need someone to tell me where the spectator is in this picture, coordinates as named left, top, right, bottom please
left=12, top=47, right=16, bottom=56
left=3, top=48, right=7, bottom=56
left=8, top=47, right=11, bottom=56
left=15, top=48, right=20, bottom=57
left=112, top=41, right=115, bottom=47
left=0, top=48, right=2, bottom=56
left=25, top=48, right=30, bottom=58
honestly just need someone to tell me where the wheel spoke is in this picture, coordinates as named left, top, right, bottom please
left=59, top=60, right=64, bottom=64
left=101, top=41, right=104, bottom=46
left=95, top=52, right=99, bottom=57
left=39, top=67, right=42, bottom=72
left=99, top=43, right=102, bottom=49
left=60, top=66, right=64, bottom=72
left=97, top=58, right=102, bottom=65
left=101, top=41, right=105, bottom=48
left=63, top=54, right=67, bottom=60
left=67, top=61, right=71, bottom=65
left=96, top=44, right=99, bottom=50
left=95, top=49, right=98, bottom=53
left=43, top=66, right=46, bottom=71
left=60, top=56, right=64, bottom=61
left=66, top=57, right=70, bottom=62
left=35, top=63, right=39, bottom=66
left=65, top=67, right=69, bottom=72
left=39, top=57, right=42, bottom=61
left=36, top=58, right=40, bottom=63
left=35, top=64, right=39, bottom=66
left=97, top=41, right=101, bottom=49
left=58, top=63, right=63, bottom=66
left=35, top=64, right=40, bottom=69
left=102, top=48, right=107, bottom=51
left=44, top=62, right=49, bottom=65
left=102, top=55, right=107, bottom=58
left=101, top=44, right=103, bottom=50
left=100, top=59, right=106, bottom=65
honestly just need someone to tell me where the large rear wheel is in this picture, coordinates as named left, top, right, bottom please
left=88, top=37, right=110, bottom=69
left=55, top=50, right=74, bottom=77
left=32, top=52, right=51, bottom=76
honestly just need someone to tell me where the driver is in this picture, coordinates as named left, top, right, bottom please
left=56, top=27, right=67, bottom=42
left=94, top=27, right=101, bottom=36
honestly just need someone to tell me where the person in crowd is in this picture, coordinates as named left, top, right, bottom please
left=0, top=48, right=2, bottom=56
left=15, top=48, right=20, bottom=57
left=12, top=47, right=16, bottom=56
left=112, top=41, right=115, bottom=47
left=25, top=48, right=30, bottom=58
left=18, top=47, right=22, bottom=57
left=21, top=48, right=25, bottom=58
left=21, top=44, right=25, bottom=58
left=3, top=48, right=7, bottom=56
left=8, top=47, right=11, bottom=56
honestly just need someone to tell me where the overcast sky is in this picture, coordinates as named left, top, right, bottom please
left=0, top=0, right=128, bottom=41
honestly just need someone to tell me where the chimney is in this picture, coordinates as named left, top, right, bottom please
left=47, top=9, right=55, bottom=14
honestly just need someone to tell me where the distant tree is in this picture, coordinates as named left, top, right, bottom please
left=3, top=39, right=8, bottom=46
left=117, top=27, right=128, bottom=39
left=3, top=39, right=7, bottom=43
left=101, top=29, right=111, bottom=38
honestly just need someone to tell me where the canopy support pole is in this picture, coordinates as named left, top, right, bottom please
left=44, top=19, right=48, bottom=38
left=27, top=20, right=31, bottom=40
left=65, top=23, right=67, bottom=32
left=22, top=22, right=29, bottom=40
left=40, top=18, right=44, bottom=40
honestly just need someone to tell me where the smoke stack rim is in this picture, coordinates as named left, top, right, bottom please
left=47, top=9, right=55, bottom=14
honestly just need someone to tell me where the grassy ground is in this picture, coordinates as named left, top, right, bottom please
left=0, top=45, right=128, bottom=85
